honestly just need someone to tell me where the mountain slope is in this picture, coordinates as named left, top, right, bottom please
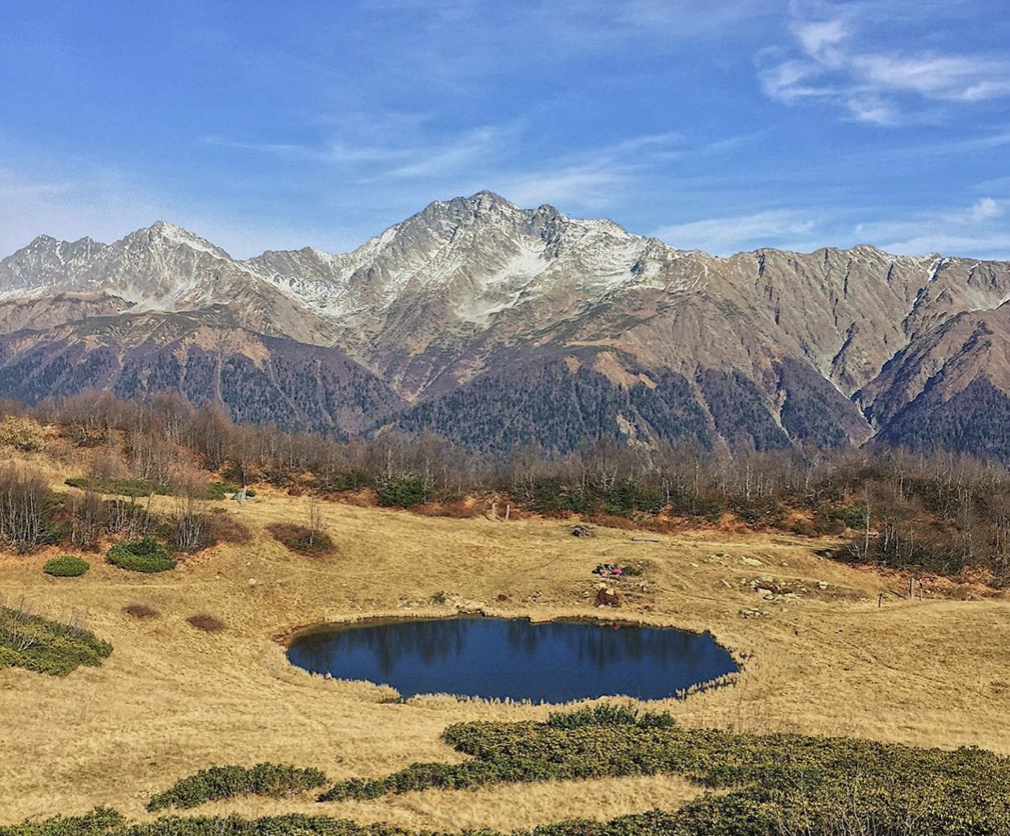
left=4, top=192, right=1010, bottom=456
left=0, top=307, right=404, bottom=434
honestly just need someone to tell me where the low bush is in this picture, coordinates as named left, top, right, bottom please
left=124, top=603, right=159, bottom=620
left=730, top=494, right=785, bottom=526
left=205, top=512, right=252, bottom=546
left=11, top=717, right=1010, bottom=835
left=266, top=523, right=335, bottom=556
left=0, top=415, right=46, bottom=452
left=43, top=555, right=90, bottom=577
left=65, top=477, right=172, bottom=498
left=317, top=469, right=369, bottom=493
left=107, top=537, right=176, bottom=573
left=546, top=703, right=657, bottom=729
left=376, top=476, right=429, bottom=508
left=0, top=603, right=112, bottom=676
left=827, top=504, right=871, bottom=531
left=318, top=714, right=1010, bottom=836
left=186, top=614, right=225, bottom=633
left=146, top=763, right=328, bottom=811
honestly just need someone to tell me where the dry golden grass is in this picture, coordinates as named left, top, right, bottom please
left=2, top=483, right=1010, bottom=830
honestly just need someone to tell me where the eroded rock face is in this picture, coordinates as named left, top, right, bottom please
left=5, top=192, right=1010, bottom=454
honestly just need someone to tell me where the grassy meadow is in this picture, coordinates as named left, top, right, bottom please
left=1, top=451, right=1010, bottom=832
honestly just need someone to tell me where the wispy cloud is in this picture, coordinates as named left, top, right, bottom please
left=652, top=209, right=819, bottom=254
left=202, top=123, right=748, bottom=217
left=760, top=2, right=1010, bottom=124
left=852, top=198, right=1010, bottom=257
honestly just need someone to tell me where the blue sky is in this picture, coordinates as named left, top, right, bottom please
left=2, top=0, right=1010, bottom=259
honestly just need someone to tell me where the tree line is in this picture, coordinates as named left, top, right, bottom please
left=3, top=391, right=1010, bottom=582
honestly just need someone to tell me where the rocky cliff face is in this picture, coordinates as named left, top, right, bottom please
left=3, top=192, right=1010, bottom=455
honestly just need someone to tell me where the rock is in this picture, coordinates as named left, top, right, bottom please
left=247, top=578, right=258, bottom=586
left=739, top=608, right=764, bottom=619
left=817, top=580, right=829, bottom=589
left=571, top=525, right=594, bottom=537
left=740, top=556, right=763, bottom=566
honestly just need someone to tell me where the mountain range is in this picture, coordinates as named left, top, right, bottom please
left=3, top=190, right=1010, bottom=458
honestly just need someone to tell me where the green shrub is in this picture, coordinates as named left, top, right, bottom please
left=147, top=763, right=328, bottom=811
left=315, top=715, right=1010, bottom=836
left=602, top=482, right=665, bottom=516
left=730, top=494, right=784, bottom=526
left=376, top=476, right=429, bottom=508
left=106, top=537, right=176, bottom=573
left=546, top=704, right=642, bottom=729
left=43, top=555, right=90, bottom=577
left=317, top=470, right=369, bottom=493
left=827, top=504, right=870, bottom=530
left=11, top=720, right=1010, bottom=836
left=545, top=705, right=674, bottom=730
left=0, top=604, right=112, bottom=676
left=65, top=476, right=173, bottom=498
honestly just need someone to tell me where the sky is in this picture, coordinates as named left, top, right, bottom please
left=1, top=0, right=1010, bottom=259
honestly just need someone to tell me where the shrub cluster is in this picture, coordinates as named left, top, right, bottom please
left=266, top=523, right=335, bottom=556
left=315, top=712, right=1010, bottom=836
left=106, top=537, right=176, bottom=573
left=0, top=604, right=112, bottom=676
left=9, top=715, right=1010, bottom=834
left=43, top=555, right=90, bottom=577
left=0, top=415, right=46, bottom=452
left=65, top=477, right=173, bottom=498
left=147, top=764, right=328, bottom=811
left=545, top=704, right=675, bottom=730
left=376, top=476, right=430, bottom=508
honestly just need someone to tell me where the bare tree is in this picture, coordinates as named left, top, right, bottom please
left=0, top=464, right=51, bottom=553
left=170, top=467, right=209, bottom=552
left=307, top=496, right=323, bottom=548
left=68, top=490, right=104, bottom=550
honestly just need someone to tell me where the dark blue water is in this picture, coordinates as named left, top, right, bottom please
left=286, top=617, right=737, bottom=702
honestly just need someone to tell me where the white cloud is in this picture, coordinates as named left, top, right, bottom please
left=652, top=210, right=818, bottom=254
left=203, top=123, right=740, bottom=218
left=969, top=197, right=1004, bottom=223
left=496, top=168, right=628, bottom=211
left=389, top=126, right=511, bottom=179
left=852, top=198, right=1010, bottom=257
left=761, top=4, right=1010, bottom=123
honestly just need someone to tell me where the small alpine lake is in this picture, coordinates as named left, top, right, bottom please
left=286, top=616, right=738, bottom=702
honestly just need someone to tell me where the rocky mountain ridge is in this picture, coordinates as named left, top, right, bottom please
left=3, top=192, right=1010, bottom=457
